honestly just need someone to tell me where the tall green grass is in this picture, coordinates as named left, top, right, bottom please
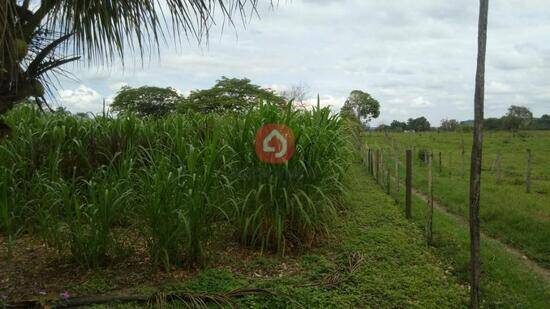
left=225, top=104, right=350, bottom=252
left=0, top=103, right=350, bottom=268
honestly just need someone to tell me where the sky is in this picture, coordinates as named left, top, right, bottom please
left=56, top=0, right=550, bottom=126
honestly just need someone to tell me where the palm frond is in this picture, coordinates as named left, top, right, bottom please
left=41, top=0, right=267, bottom=65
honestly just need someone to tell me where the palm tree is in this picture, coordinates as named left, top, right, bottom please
left=0, top=0, right=265, bottom=126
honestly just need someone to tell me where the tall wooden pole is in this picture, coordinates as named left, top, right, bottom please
left=469, top=1, right=489, bottom=308
left=426, top=152, right=434, bottom=245
left=526, top=149, right=532, bottom=193
left=461, top=138, right=466, bottom=178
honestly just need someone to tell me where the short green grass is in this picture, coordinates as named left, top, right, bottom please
left=359, top=145, right=550, bottom=306
left=365, top=130, right=550, bottom=268
left=404, top=193, right=550, bottom=308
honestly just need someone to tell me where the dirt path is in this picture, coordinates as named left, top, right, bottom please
left=412, top=188, right=550, bottom=282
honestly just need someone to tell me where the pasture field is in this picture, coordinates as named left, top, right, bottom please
left=365, top=130, right=550, bottom=268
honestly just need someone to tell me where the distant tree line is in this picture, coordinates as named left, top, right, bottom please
left=377, top=105, right=548, bottom=133
left=376, top=116, right=432, bottom=132
left=52, top=80, right=383, bottom=126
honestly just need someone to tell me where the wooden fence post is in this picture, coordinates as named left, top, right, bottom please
left=448, top=152, right=453, bottom=177
left=367, top=148, right=372, bottom=174
left=370, top=150, right=375, bottom=177
left=495, top=152, right=501, bottom=184
left=406, top=150, right=412, bottom=219
left=386, top=167, right=391, bottom=195
left=439, top=151, right=442, bottom=173
left=461, top=139, right=466, bottom=178
left=426, top=152, right=434, bottom=245
left=382, top=149, right=386, bottom=183
left=526, top=149, right=532, bottom=193
left=375, top=149, right=380, bottom=182
left=395, top=160, right=400, bottom=193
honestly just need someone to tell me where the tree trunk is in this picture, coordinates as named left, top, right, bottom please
left=469, top=1, right=489, bottom=308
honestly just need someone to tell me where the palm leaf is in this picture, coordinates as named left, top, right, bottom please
left=31, top=0, right=266, bottom=65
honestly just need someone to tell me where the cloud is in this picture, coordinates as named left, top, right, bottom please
left=487, top=81, right=513, bottom=94
left=302, top=95, right=346, bottom=113
left=58, top=85, right=104, bottom=114
left=411, top=97, right=433, bottom=108
left=108, top=82, right=128, bottom=92
left=53, top=0, right=550, bottom=124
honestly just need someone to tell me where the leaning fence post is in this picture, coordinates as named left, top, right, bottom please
left=526, top=149, right=532, bottom=193
left=406, top=149, right=412, bottom=219
left=426, top=152, right=434, bottom=245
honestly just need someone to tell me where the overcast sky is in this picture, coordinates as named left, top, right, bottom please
left=57, top=0, right=550, bottom=126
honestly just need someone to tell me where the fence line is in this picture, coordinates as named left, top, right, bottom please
left=366, top=138, right=541, bottom=193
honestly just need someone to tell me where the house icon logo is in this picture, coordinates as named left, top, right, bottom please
left=255, top=124, right=295, bottom=164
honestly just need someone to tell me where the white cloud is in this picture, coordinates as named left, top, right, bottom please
left=54, top=0, right=550, bottom=122
left=302, top=95, right=346, bottom=113
left=411, top=96, right=433, bottom=108
left=108, top=82, right=128, bottom=92
left=58, top=85, right=104, bottom=114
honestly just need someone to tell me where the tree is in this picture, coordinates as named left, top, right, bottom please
left=469, top=1, right=488, bottom=307
left=440, top=118, right=460, bottom=131
left=483, top=117, right=503, bottom=130
left=502, top=105, right=533, bottom=133
left=375, top=124, right=390, bottom=131
left=182, top=77, right=286, bottom=113
left=531, top=114, right=550, bottom=130
left=341, top=90, right=380, bottom=124
left=111, top=86, right=181, bottom=117
left=279, top=83, right=309, bottom=108
left=390, top=120, right=407, bottom=132
left=0, top=0, right=265, bottom=130
left=75, top=112, right=91, bottom=119
left=406, top=117, right=431, bottom=132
